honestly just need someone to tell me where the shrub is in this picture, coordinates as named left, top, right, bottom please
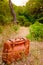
left=0, top=26, right=3, bottom=33
left=10, top=25, right=19, bottom=32
left=26, top=22, right=43, bottom=41
left=0, top=15, right=12, bottom=25
left=17, top=15, right=31, bottom=26
left=24, top=21, right=32, bottom=27
left=37, top=17, right=43, bottom=24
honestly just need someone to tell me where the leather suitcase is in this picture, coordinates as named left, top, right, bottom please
left=2, top=38, right=30, bottom=64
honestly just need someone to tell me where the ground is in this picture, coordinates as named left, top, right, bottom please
left=0, top=26, right=43, bottom=65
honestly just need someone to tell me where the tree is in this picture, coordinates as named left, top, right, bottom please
left=9, top=0, right=17, bottom=24
left=25, top=0, right=43, bottom=23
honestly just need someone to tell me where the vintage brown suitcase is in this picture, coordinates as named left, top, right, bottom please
left=2, top=38, right=30, bottom=64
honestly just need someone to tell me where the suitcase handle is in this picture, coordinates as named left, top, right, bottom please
left=9, top=40, right=14, bottom=48
left=15, top=37, right=26, bottom=41
left=9, top=38, right=26, bottom=46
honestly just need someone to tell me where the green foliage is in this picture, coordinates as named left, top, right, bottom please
left=0, top=0, right=43, bottom=26
left=17, top=15, right=31, bottom=26
left=0, top=26, right=3, bottom=33
left=26, top=22, right=43, bottom=41
left=25, top=0, right=43, bottom=23
left=0, top=15, right=12, bottom=25
left=37, top=17, right=43, bottom=23
left=0, top=0, right=13, bottom=25
left=11, top=25, right=19, bottom=32
left=24, top=21, right=32, bottom=26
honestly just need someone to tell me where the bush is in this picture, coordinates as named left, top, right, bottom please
left=37, top=17, right=43, bottom=24
left=0, top=26, right=3, bottom=33
left=10, top=25, right=19, bottom=32
left=0, top=15, right=13, bottom=25
left=17, top=15, right=31, bottom=26
left=26, top=22, right=43, bottom=41
left=24, top=21, right=32, bottom=27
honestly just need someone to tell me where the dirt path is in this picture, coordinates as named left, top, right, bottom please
left=0, top=26, right=43, bottom=65
left=16, top=27, right=29, bottom=37
left=10, top=27, right=29, bottom=38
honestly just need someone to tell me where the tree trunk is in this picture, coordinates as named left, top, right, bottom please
left=9, top=0, right=17, bottom=24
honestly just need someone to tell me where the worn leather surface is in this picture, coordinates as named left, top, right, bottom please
left=2, top=38, right=30, bottom=64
